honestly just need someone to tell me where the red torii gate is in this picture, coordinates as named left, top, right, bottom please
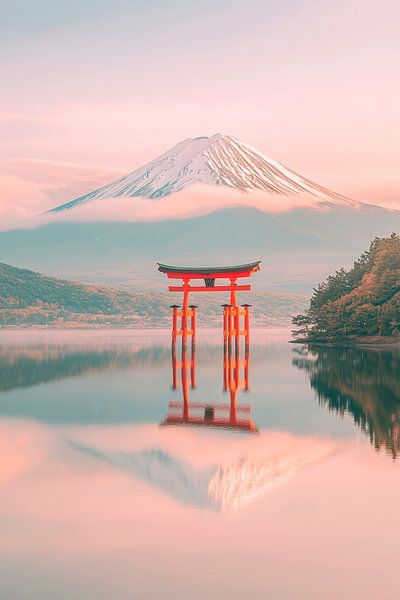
left=158, top=261, right=260, bottom=434
left=157, top=261, right=261, bottom=346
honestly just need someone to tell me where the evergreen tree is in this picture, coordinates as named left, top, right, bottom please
left=292, top=234, right=400, bottom=340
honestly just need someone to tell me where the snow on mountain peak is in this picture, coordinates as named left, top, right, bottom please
left=50, top=134, right=354, bottom=212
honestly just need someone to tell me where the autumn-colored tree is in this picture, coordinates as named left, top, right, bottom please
left=293, top=233, right=400, bottom=340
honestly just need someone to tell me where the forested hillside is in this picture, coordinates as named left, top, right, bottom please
left=293, top=233, right=400, bottom=341
left=0, top=262, right=307, bottom=327
left=0, top=262, right=139, bottom=326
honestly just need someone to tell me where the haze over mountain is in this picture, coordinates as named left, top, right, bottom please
left=50, top=134, right=356, bottom=212
left=2, top=204, right=399, bottom=294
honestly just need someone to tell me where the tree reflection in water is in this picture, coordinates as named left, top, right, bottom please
left=293, top=345, right=400, bottom=459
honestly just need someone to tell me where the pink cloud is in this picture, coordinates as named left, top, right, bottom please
left=1, top=175, right=399, bottom=234
left=0, top=158, right=125, bottom=230
left=0, top=172, right=49, bottom=230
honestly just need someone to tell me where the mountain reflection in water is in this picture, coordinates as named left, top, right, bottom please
left=68, top=429, right=336, bottom=511
left=293, top=345, right=400, bottom=459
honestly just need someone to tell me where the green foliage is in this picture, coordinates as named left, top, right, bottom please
left=292, top=233, right=400, bottom=340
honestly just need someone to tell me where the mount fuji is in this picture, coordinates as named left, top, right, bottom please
left=50, top=133, right=356, bottom=212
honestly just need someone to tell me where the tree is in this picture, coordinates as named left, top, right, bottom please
left=292, top=234, right=400, bottom=340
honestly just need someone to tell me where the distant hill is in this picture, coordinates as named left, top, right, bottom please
left=293, top=233, right=400, bottom=341
left=0, top=262, right=307, bottom=328
left=1, top=205, right=399, bottom=294
left=0, top=262, right=139, bottom=327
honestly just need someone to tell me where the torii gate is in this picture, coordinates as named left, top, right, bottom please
left=157, top=261, right=261, bottom=348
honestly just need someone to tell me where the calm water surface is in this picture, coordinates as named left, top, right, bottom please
left=0, top=328, right=399, bottom=599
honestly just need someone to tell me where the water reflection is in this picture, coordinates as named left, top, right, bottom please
left=0, top=332, right=399, bottom=599
left=0, top=341, right=276, bottom=394
left=293, top=345, right=400, bottom=459
left=68, top=428, right=335, bottom=512
left=65, top=338, right=334, bottom=511
left=0, top=343, right=170, bottom=392
left=162, top=335, right=258, bottom=432
left=1, top=335, right=400, bottom=460
left=0, top=337, right=283, bottom=425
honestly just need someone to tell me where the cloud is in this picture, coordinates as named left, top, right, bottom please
left=0, top=158, right=125, bottom=230
left=1, top=157, right=124, bottom=203
left=0, top=172, right=50, bottom=230
left=48, top=186, right=326, bottom=225
left=0, top=171, right=328, bottom=231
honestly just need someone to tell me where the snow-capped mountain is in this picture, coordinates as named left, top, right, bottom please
left=50, top=133, right=355, bottom=211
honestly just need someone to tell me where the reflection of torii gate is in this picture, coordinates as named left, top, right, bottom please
left=162, top=337, right=258, bottom=433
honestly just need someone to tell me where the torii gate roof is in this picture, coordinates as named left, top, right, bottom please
left=157, top=261, right=261, bottom=277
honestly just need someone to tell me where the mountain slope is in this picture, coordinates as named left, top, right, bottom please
left=50, top=134, right=354, bottom=211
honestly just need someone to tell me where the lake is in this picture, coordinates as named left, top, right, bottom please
left=0, top=328, right=399, bottom=599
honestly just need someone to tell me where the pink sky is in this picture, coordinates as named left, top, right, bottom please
left=1, top=1, right=399, bottom=227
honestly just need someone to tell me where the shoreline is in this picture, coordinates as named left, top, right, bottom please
left=0, top=323, right=292, bottom=331
left=291, top=336, right=400, bottom=349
